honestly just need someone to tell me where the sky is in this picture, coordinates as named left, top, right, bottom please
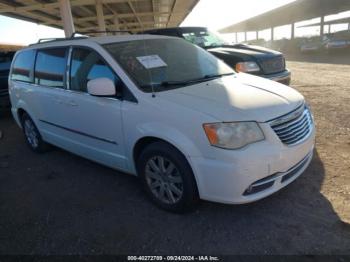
left=0, top=15, right=64, bottom=46
left=0, top=0, right=349, bottom=45
left=181, top=0, right=350, bottom=42
left=182, top=0, right=296, bottom=30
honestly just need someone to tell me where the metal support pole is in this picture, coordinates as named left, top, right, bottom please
left=271, top=27, right=274, bottom=41
left=256, top=31, right=259, bottom=40
left=59, top=0, right=75, bottom=37
left=244, top=31, right=247, bottom=42
left=113, top=15, right=120, bottom=30
left=291, top=23, right=295, bottom=39
left=96, top=0, right=106, bottom=34
left=320, top=16, right=325, bottom=37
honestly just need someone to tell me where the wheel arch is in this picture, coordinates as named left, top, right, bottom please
left=133, top=136, right=187, bottom=168
left=13, top=100, right=37, bottom=129
left=132, top=136, right=200, bottom=187
left=17, top=108, right=26, bottom=123
left=132, top=136, right=201, bottom=204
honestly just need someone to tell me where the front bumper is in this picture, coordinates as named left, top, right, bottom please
left=188, top=121, right=315, bottom=204
left=263, top=70, right=291, bottom=85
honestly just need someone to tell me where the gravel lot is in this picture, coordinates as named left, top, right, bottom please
left=0, top=57, right=349, bottom=255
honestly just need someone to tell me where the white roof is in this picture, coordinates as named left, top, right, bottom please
left=22, top=34, right=176, bottom=50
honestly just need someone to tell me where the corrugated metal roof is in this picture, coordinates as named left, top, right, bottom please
left=219, top=0, right=350, bottom=33
left=0, top=0, right=199, bottom=33
left=298, top=17, right=350, bottom=28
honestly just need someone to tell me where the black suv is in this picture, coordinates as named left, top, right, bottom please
left=0, top=51, right=15, bottom=109
left=143, top=27, right=291, bottom=85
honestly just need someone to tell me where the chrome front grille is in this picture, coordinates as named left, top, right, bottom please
left=260, top=56, right=285, bottom=74
left=270, top=105, right=313, bottom=146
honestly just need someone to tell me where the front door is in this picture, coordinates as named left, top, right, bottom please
left=37, top=46, right=126, bottom=170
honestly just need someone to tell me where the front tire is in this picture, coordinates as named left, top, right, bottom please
left=137, top=141, right=199, bottom=213
left=21, top=113, right=49, bottom=153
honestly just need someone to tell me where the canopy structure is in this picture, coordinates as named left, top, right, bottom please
left=219, top=0, right=350, bottom=40
left=0, top=0, right=199, bottom=36
left=298, top=17, right=350, bottom=28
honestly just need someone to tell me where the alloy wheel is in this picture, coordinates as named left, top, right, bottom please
left=24, top=119, right=39, bottom=149
left=145, top=156, right=184, bottom=204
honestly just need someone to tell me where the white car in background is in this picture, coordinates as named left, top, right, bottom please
left=300, top=37, right=323, bottom=53
left=323, top=30, right=350, bottom=52
left=9, top=35, right=315, bottom=212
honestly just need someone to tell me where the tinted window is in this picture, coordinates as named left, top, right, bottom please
left=35, top=48, right=67, bottom=88
left=70, top=48, right=120, bottom=93
left=11, top=50, right=35, bottom=83
left=155, top=30, right=179, bottom=37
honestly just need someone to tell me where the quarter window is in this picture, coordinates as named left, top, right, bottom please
left=35, top=48, right=67, bottom=88
left=11, top=50, right=35, bottom=83
left=70, top=48, right=119, bottom=92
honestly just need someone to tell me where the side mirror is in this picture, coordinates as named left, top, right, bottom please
left=87, top=78, right=116, bottom=97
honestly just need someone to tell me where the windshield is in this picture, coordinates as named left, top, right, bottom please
left=181, top=30, right=229, bottom=48
left=104, top=38, right=234, bottom=92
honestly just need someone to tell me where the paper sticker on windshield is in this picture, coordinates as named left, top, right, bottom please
left=136, top=55, right=167, bottom=69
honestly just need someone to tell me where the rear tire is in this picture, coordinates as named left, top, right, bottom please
left=137, top=141, right=199, bottom=213
left=21, top=113, right=49, bottom=153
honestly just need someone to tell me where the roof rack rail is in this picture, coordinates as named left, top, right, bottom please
left=31, top=30, right=132, bottom=46
left=31, top=36, right=88, bottom=46
left=37, top=38, right=66, bottom=43
left=71, top=30, right=133, bottom=37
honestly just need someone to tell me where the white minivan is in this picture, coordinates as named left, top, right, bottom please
left=9, top=35, right=315, bottom=212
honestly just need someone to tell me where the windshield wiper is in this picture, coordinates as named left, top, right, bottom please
left=139, top=81, right=187, bottom=91
left=162, top=73, right=234, bottom=86
left=203, top=72, right=235, bottom=80
left=140, top=73, right=234, bottom=91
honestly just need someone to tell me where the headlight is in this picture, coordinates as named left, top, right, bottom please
left=235, top=61, right=260, bottom=73
left=203, top=122, right=265, bottom=149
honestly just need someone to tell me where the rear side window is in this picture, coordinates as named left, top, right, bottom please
left=11, top=50, right=35, bottom=83
left=35, top=48, right=67, bottom=88
left=70, top=48, right=119, bottom=92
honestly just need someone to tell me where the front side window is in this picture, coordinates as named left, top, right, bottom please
left=35, top=48, right=67, bottom=88
left=104, top=38, right=234, bottom=92
left=70, top=48, right=120, bottom=93
left=11, top=50, right=36, bottom=83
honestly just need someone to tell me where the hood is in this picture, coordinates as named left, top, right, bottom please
left=207, top=44, right=282, bottom=59
left=158, top=73, right=304, bottom=123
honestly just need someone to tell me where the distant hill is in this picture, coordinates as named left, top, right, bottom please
left=0, top=44, right=25, bottom=52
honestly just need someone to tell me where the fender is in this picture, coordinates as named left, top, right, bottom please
left=126, top=122, right=203, bottom=174
left=12, top=99, right=39, bottom=129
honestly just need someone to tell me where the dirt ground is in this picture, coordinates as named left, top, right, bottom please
left=0, top=57, right=349, bottom=255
